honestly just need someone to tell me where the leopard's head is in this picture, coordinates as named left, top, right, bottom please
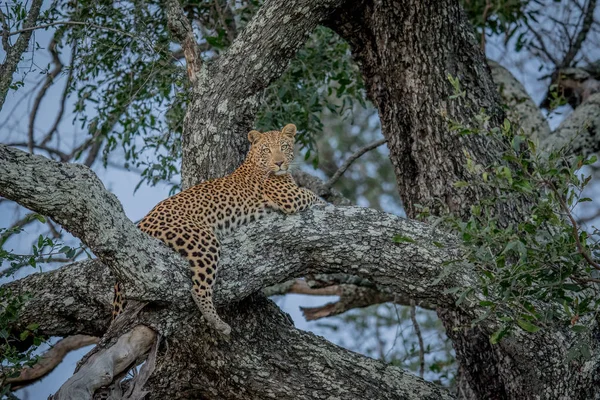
left=247, top=124, right=296, bottom=175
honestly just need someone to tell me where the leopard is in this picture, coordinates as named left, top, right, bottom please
left=112, top=124, right=323, bottom=335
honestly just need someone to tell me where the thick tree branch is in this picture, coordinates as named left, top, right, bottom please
left=3, top=259, right=113, bottom=337
left=0, top=144, right=190, bottom=302
left=4, top=206, right=468, bottom=335
left=544, top=92, right=600, bottom=156
left=3, top=206, right=460, bottom=400
left=487, top=60, right=551, bottom=141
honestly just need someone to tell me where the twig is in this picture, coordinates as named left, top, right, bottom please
left=5, top=142, right=70, bottom=160
left=577, top=207, right=600, bottom=225
left=28, top=37, right=63, bottom=154
left=560, top=0, right=596, bottom=68
left=41, top=42, right=77, bottom=146
left=46, top=219, right=62, bottom=239
left=546, top=180, right=600, bottom=270
left=571, top=276, right=600, bottom=284
left=480, top=0, right=492, bottom=51
left=324, top=138, right=387, bottom=189
left=0, top=212, right=36, bottom=245
left=213, top=0, right=235, bottom=44
left=410, top=300, right=425, bottom=379
left=1, top=21, right=138, bottom=39
left=524, top=19, right=559, bottom=66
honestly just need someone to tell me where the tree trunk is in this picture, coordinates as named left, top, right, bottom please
left=326, top=0, right=503, bottom=219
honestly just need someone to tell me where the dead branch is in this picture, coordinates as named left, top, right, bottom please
left=52, top=326, right=155, bottom=400
left=5, top=335, right=99, bottom=390
left=266, top=278, right=436, bottom=321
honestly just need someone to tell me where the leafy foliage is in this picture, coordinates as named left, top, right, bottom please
left=17, top=0, right=367, bottom=189
left=255, top=26, right=367, bottom=167
left=0, top=215, right=83, bottom=278
left=429, top=84, right=600, bottom=349
left=461, top=0, right=539, bottom=50
left=0, top=289, right=45, bottom=395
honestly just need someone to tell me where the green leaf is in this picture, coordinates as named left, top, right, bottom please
left=583, top=155, right=597, bottom=166
left=393, top=235, right=416, bottom=244
left=516, top=319, right=540, bottom=333
left=60, top=246, right=72, bottom=254
left=490, top=326, right=508, bottom=344
left=581, top=343, right=591, bottom=359
left=456, top=288, right=473, bottom=306
left=562, top=284, right=581, bottom=292
left=25, top=323, right=39, bottom=331
left=453, top=181, right=469, bottom=188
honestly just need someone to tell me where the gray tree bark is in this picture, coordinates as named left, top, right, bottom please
left=1, top=144, right=459, bottom=400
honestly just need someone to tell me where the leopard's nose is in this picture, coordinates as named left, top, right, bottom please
left=274, top=161, right=284, bottom=167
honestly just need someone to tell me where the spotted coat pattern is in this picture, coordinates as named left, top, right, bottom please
left=112, top=124, right=323, bottom=335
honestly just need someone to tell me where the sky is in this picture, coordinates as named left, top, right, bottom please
left=1, top=0, right=599, bottom=398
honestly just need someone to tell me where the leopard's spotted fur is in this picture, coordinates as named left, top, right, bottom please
left=113, top=124, right=323, bottom=335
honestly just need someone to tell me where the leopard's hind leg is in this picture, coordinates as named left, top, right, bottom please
left=112, top=281, right=127, bottom=320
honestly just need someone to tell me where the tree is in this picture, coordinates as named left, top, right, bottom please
left=1, top=0, right=600, bottom=399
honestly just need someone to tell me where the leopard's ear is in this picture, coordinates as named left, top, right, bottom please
left=281, top=124, right=297, bottom=138
left=248, top=130, right=262, bottom=144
